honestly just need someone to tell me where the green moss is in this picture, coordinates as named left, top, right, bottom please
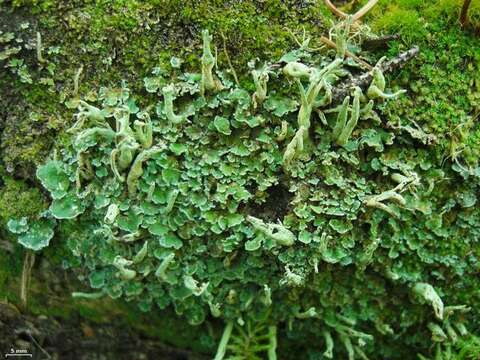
left=9, top=0, right=56, bottom=13
left=370, top=0, right=480, bottom=41
left=452, top=334, right=480, bottom=359
left=367, top=0, right=480, bottom=166
left=1, top=0, right=333, bottom=174
left=0, top=168, right=48, bottom=299
left=2, top=1, right=480, bottom=358
left=0, top=80, right=62, bottom=170
left=370, top=5, right=427, bottom=42
left=423, top=0, right=480, bottom=26
left=0, top=245, right=25, bottom=303
left=0, top=171, right=47, bottom=225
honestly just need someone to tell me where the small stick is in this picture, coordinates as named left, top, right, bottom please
left=381, top=46, right=420, bottom=73
left=324, top=0, right=379, bottom=21
left=363, top=34, right=400, bottom=50
left=324, top=0, right=348, bottom=18
left=320, top=36, right=373, bottom=70
left=20, top=251, right=35, bottom=308
left=352, top=0, right=379, bottom=21
left=27, top=332, right=52, bottom=359
left=460, top=0, right=472, bottom=27
left=332, top=46, right=419, bottom=102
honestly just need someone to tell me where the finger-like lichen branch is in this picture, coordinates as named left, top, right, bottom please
left=113, top=256, right=136, bottom=280
left=336, top=86, right=361, bottom=146
left=162, top=84, right=188, bottom=124
left=246, top=215, right=296, bottom=246
left=413, top=282, right=444, bottom=320
left=251, top=63, right=273, bottom=109
left=367, top=57, right=406, bottom=100
left=200, top=29, right=223, bottom=95
left=214, top=321, right=234, bottom=360
left=127, top=145, right=164, bottom=195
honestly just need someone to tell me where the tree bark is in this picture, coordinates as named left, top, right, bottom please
left=332, top=46, right=420, bottom=102
left=0, top=301, right=207, bottom=360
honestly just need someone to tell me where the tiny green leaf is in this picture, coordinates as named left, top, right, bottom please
left=117, top=209, right=143, bottom=233
left=17, top=219, right=55, bottom=251
left=159, top=233, right=183, bottom=249
left=7, top=217, right=29, bottom=234
left=328, top=219, right=353, bottom=234
left=213, top=116, right=231, bottom=135
left=264, top=95, right=298, bottom=117
left=37, top=160, right=70, bottom=199
left=50, top=193, right=85, bottom=219
left=245, top=235, right=263, bottom=251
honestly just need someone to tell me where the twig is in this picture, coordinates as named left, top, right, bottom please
left=27, top=332, right=52, bottom=359
left=320, top=36, right=373, bottom=70
left=324, top=0, right=348, bottom=18
left=332, top=46, right=419, bottom=102
left=220, top=31, right=239, bottom=85
left=324, top=0, right=379, bottom=21
left=460, top=0, right=472, bottom=27
left=352, top=0, right=379, bottom=21
left=363, top=34, right=400, bottom=50
left=380, top=46, right=420, bottom=72
left=20, top=251, right=35, bottom=308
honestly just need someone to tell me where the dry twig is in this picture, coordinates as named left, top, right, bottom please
left=363, top=34, right=400, bottom=50
left=332, top=46, right=420, bottom=102
left=324, top=0, right=379, bottom=21
left=20, top=251, right=35, bottom=308
left=460, top=0, right=473, bottom=27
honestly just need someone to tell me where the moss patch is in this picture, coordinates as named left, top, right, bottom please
left=366, top=0, right=480, bottom=166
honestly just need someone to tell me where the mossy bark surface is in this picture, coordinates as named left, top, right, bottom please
left=0, top=2, right=332, bottom=358
left=1, top=1, right=480, bottom=359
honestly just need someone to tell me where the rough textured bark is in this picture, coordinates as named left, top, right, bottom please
left=0, top=302, right=207, bottom=360
left=363, top=34, right=400, bottom=50
left=332, top=46, right=420, bottom=102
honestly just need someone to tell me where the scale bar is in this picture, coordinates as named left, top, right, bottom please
left=5, top=355, right=33, bottom=357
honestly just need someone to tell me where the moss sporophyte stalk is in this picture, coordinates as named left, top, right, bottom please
left=7, top=16, right=480, bottom=359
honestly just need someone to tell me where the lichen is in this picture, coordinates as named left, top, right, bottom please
left=1, top=1, right=480, bottom=359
